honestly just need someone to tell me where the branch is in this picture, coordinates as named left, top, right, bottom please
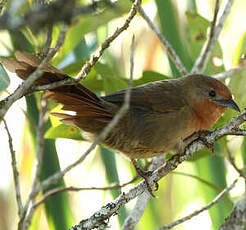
left=32, top=177, right=138, bottom=210
left=0, top=0, right=7, bottom=14
left=68, top=111, right=246, bottom=230
left=191, top=0, right=234, bottom=73
left=226, top=146, right=246, bottom=180
left=0, top=0, right=108, bottom=31
left=42, top=25, right=53, bottom=56
left=0, top=25, right=67, bottom=121
left=73, top=0, right=140, bottom=81
left=137, top=4, right=188, bottom=75
left=158, top=177, right=239, bottom=230
left=214, top=61, right=246, bottom=80
left=220, top=197, right=246, bottom=230
left=3, top=119, right=23, bottom=216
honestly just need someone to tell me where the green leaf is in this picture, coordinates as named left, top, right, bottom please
left=0, top=63, right=10, bottom=92
left=9, top=30, right=34, bottom=53
left=45, top=124, right=83, bottom=140
left=61, top=59, right=87, bottom=76
left=95, top=62, right=128, bottom=94
left=133, top=70, right=170, bottom=86
left=186, top=11, right=225, bottom=75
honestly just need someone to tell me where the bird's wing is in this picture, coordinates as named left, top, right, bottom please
left=102, top=80, right=187, bottom=113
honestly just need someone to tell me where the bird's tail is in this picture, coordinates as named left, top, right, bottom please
left=1, top=51, right=113, bottom=132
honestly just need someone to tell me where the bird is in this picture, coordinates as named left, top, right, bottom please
left=1, top=51, right=240, bottom=195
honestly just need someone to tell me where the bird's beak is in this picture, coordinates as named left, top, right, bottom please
left=216, top=98, right=240, bottom=112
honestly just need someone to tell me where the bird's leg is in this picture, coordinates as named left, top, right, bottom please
left=184, top=130, right=214, bottom=152
left=131, top=159, right=158, bottom=197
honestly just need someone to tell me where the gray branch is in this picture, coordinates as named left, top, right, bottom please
left=214, top=62, right=246, bottom=80
left=158, top=177, right=239, bottom=230
left=3, top=119, right=23, bottom=216
left=220, top=197, right=246, bottom=230
left=191, top=0, right=234, bottom=73
left=137, top=5, right=188, bottom=75
left=0, top=0, right=108, bottom=31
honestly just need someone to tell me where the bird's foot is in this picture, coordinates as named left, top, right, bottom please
left=196, top=130, right=214, bottom=152
left=131, top=159, right=158, bottom=197
left=184, top=130, right=214, bottom=152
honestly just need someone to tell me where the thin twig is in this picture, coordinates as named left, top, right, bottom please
left=191, top=0, right=234, bottom=73
left=0, top=25, right=67, bottom=121
left=157, top=177, right=239, bottom=230
left=214, top=62, right=246, bottom=80
left=172, top=171, right=222, bottom=192
left=32, top=176, right=138, bottom=210
left=226, top=146, right=246, bottom=180
left=121, top=35, right=151, bottom=230
left=75, top=0, right=140, bottom=81
left=137, top=4, right=187, bottom=75
left=3, top=119, right=23, bottom=216
left=42, top=25, right=53, bottom=56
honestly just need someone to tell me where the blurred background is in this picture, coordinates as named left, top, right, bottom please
left=0, top=0, right=246, bottom=229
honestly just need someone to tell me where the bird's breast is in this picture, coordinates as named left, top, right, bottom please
left=190, top=99, right=226, bottom=130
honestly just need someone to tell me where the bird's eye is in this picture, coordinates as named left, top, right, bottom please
left=209, top=89, right=216, bottom=97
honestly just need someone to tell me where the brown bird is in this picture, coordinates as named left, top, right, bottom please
left=1, top=51, right=240, bottom=195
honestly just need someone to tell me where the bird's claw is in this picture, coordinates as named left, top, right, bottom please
left=196, top=130, right=214, bottom=152
left=136, top=168, right=157, bottom=197
left=142, top=174, right=159, bottom=197
left=185, top=130, right=214, bottom=152
left=198, top=136, right=215, bottom=152
left=131, top=159, right=159, bottom=197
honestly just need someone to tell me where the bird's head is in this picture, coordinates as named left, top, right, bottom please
left=182, top=74, right=240, bottom=129
left=184, top=74, right=240, bottom=113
